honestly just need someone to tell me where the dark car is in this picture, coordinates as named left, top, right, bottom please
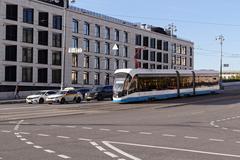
left=85, top=85, right=113, bottom=101
left=75, top=87, right=91, bottom=99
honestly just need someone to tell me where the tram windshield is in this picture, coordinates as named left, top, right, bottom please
left=113, top=73, right=132, bottom=97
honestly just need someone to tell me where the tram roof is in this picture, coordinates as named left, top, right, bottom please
left=114, top=69, right=219, bottom=77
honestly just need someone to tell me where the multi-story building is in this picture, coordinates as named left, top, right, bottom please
left=0, top=0, right=194, bottom=99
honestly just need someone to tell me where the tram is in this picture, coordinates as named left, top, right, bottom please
left=113, top=69, right=220, bottom=103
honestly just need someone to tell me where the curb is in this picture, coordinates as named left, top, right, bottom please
left=0, top=99, right=25, bottom=105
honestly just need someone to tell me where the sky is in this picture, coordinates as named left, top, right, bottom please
left=72, top=0, right=240, bottom=71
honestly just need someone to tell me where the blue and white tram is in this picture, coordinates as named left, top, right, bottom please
left=113, top=69, right=220, bottom=103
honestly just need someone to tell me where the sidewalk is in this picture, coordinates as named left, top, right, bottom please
left=0, top=99, right=25, bottom=105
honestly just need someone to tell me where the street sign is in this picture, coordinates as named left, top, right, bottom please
left=68, top=48, right=83, bottom=53
left=224, top=64, right=229, bottom=67
left=112, top=44, right=119, bottom=50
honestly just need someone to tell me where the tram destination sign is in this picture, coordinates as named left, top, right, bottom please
left=37, top=0, right=64, bottom=7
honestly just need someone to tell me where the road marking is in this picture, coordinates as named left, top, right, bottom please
left=57, top=136, right=70, bottom=139
left=210, top=121, right=215, bottom=126
left=162, top=134, right=176, bottom=137
left=222, top=127, right=228, bottom=130
left=20, top=138, right=27, bottom=141
left=90, top=142, right=98, bottom=146
left=209, top=139, right=224, bottom=142
left=16, top=135, right=22, bottom=138
left=66, top=126, right=76, bottom=128
left=34, top=145, right=43, bottom=149
left=82, top=127, right=92, bottom=130
left=232, top=129, right=240, bottom=132
left=1, top=130, right=11, bottom=133
left=103, top=141, right=240, bottom=159
left=26, top=141, right=34, bottom=145
left=19, top=132, right=30, bottom=135
left=58, top=155, right=71, bottom=159
left=236, top=141, right=240, bottom=144
left=184, top=136, right=199, bottom=139
left=0, top=157, right=2, bottom=159
left=44, top=149, right=55, bottom=153
left=14, top=120, right=24, bottom=131
left=139, top=132, right=152, bottom=135
left=214, top=125, right=219, bottom=128
left=117, top=130, right=129, bottom=133
left=96, top=146, right=106, bottom=151
left=78, top=138, right=92, bottom=141
left=37, top=134, right=50, bottom=137
left=99, top=128, right=111, bottom=131
left=104, top=152, right=118, bottom=158
left=50, top=125, right=60, bottom=127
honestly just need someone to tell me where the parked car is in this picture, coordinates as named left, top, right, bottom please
left=26, top=90, right=57, bottom=104
left=75, top=87, right=91, bottom=99
left=85, top=85, right=113, bottom=101
left=46, top=89, right=83, bottom=104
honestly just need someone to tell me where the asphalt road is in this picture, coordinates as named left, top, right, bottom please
left=1, top=87, right=240, bottom=160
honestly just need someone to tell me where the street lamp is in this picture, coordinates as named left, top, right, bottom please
left=61, top=0, right=76, bottom=90
left=167, top=23, right=177, bottom=69
left=215, top=34, right=225, bottom=90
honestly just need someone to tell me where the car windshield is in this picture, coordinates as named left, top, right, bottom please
left=34, top=91, right=46, bottom=95
left=91, top=87, right=103, bottom=92
left=57, top=91, right=68, bottom=94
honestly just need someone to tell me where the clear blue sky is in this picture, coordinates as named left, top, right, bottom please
left=72, top=0, right=240, bottom=71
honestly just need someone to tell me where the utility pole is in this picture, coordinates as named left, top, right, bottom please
left=216, top=34, right=225, bottom=90
left=167, top=23, right=177, bottom=69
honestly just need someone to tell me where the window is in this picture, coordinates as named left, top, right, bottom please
left=123, top=60, right=128, bottom=68
left=5, top=66, right=16, bottom=82
left=157, top=40, right=162, bottom=50
left=6, top=4, right=18, bottom=21
left=181, top=57, right=186, bottom=66
left=190, top=58, right=193, bottom=67
left=72, top=70, right=78, bottom=84
left=150, top=51, right=155, bottom=61
left=105, top=58, right=110, bottom=70
left=135, top=34, right=142, bottom=46
left=104, top=42, right=110, bottom=55
left=157, top=65, right=162, bottom=69
left=38, top=68, right=47, bottom=83
left=22, top=28, right=33, bottom=43
left=172, top=43, right=176, bottom=53
left=94, top=41, right=100, bottom=53
left=172, top=55, right=176, bottom=65
left=83, top=38, right=89, bottom=52
left=72, top=36, right=78, bottom=48
left=114, top=44, right=120, bottom=56
left=114, top=29, right=119, bottom=41
left=23, top=8, right=34, bottom=24
left=22, top=67, right=33, bottom=82
left=6, top=25, right=17, bottom=41
left=143, top=50, right=149, bottom=60
left=53, top=15, right=62, bottom=30
left=114, top=59, right=119, bottom=70
left=52, top=69, right=61, bottom=83
left=123, top=46, right=128, bottom=57
left=150, top=64, right=155, bottom=69
left=94, top=57, right=100, bottom=69
left=95, top=24, right=100, bottom=37
left=163, top=41, right=169, bottom=51
left=176, top=56, right=181, bottom=65
left=52, top=33, right=62, bottom=48
left=83, top=22, right=90, bottom=35
left=39, top=12, right=48, bottom=27
left=163, top=65, right=168, bottom=69
left=72, top=19, right=78, bottom=33
left=157, top=52, right=162, bottom=62
left=150, top=38, right=156, bottom=48
left=38, top=50, right=48, bottom=64
left=123, top=31, right=128, bottom=43
left=94, top=73, right=100, bottom=85
left=135, top=48, right=141, bottom=59
left=190, top=47, right=193, bottom=56
left=83, top=72, right=89, bottom=84
left=163, top=53, right=168, bottom=63
left=52, top=51, right=61, bottom=65
left=105, top=73, right=110, bottom=85
left=38, top=31, right=48, bottom=46
left=105, top=27, right=110, bottom=39
left=22, top=48, right=33, bottom=63
left=143, top=36, right=149, bottom=47
left=5, top=45, right=17, bottom=61
left=135, top=62, right=141, bottom=68
left=83, top=56, right=89, bottom=68
left=143, top=63, right=148, bottom=69
left=72, top=54, right=78, bottom=67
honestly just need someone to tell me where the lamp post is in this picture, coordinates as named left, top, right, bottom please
left=167, top=23, right=177, bottom=69
left=216, top=34, right=225, bottom=90
left=61, top=0, right=75, bottom=90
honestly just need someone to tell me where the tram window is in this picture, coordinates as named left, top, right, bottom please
left=180, top=76, right=193, bottom=89
left=195, top=76, right=219, bottom=88
left=128, top=79, right=137, bottom=94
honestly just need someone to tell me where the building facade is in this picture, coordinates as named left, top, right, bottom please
left=0, top=0, right=194, bottom=98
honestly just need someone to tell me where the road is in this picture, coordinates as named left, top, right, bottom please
left=1, top=87, right=240, bottom=160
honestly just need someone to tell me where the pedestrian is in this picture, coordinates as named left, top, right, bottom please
left=14, top=85, right=20, bottom=99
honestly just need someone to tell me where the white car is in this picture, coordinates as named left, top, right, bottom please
left=46, top=90, right=83, bottom=104
left=26, top=90, right=57, bottom=104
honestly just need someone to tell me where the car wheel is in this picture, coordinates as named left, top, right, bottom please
left=76, top=97, right=81, bottom=103
left=39, top=98, right=44, bottom=104
left=97, top=96, right=103, bottom=101
left=60, top=98, right=65, bottom=104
